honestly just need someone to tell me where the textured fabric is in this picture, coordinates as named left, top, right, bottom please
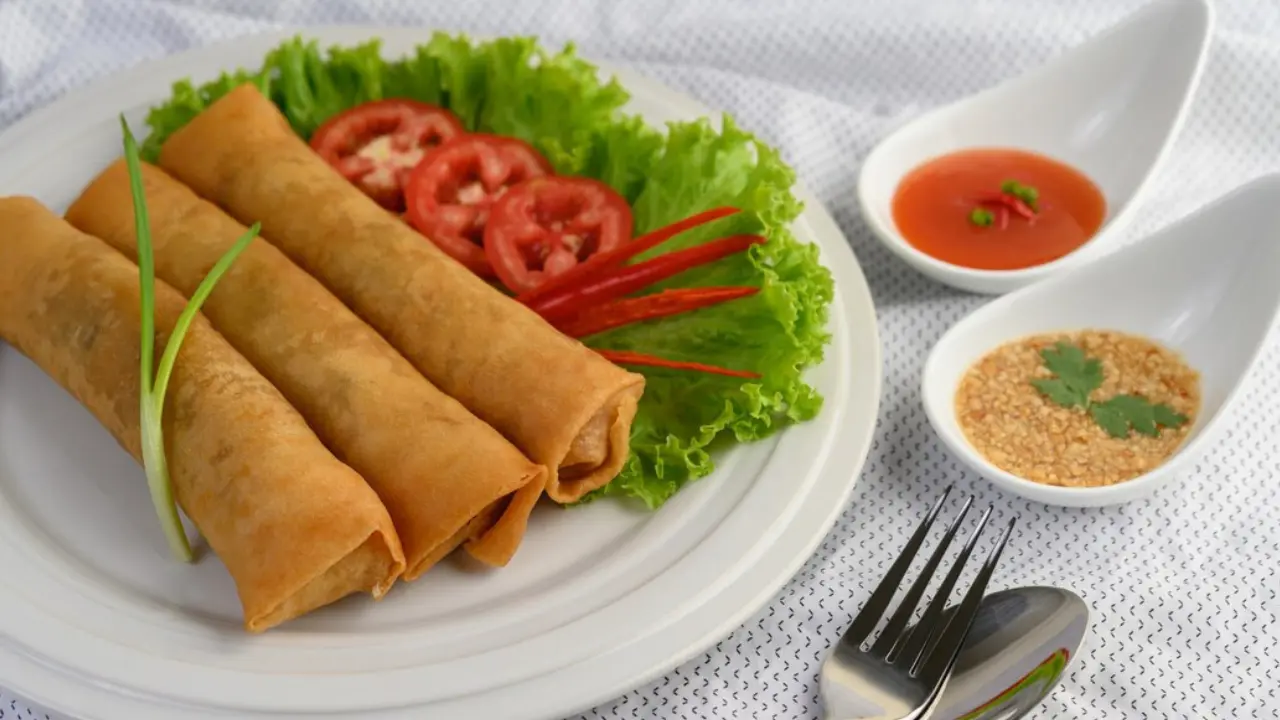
left=2, top=0, right=1279, bottom=718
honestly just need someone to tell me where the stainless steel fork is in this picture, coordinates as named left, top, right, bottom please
left=820, top=487, right=1015, bottom=720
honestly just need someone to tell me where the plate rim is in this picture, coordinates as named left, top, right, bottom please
left=0, top=26, right=883, bottom=719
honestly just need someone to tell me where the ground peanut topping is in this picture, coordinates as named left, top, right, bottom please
left=955, top=330, right=1200, bottom=488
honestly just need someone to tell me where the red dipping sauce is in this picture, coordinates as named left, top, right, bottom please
left=891, top=148, right=1107, bottom=270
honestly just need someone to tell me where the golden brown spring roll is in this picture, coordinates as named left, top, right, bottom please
left=67, top=160, right=546, bottom=574
left=159, top=85, right=644, bottom=503
left=0, top=197, right=405, bottom=632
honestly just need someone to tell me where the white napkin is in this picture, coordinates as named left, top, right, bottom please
left=3, top=1, right=1278, bottom=718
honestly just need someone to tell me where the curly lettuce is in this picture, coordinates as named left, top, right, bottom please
left=141, top=33, right=834, bottom=508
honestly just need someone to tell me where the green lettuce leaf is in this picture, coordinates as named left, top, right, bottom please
left=140, top=33, right=834, bottom=508
left=139, top=67, right=272, bottom=161
left=584, top=118, right=833, bottom=507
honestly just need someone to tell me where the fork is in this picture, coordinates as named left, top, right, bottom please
left=820, top=486, right=1016, bottom=720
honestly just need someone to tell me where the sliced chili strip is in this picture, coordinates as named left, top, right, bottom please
left=517, top=206, right=740, bottom=305
left=556, top=286, right=759, bottom=338
left=531, top=234, right=765, bottom=321
left=595, top=349, right=761, bottom=379
left=975, top=191, right=1036, bottom=219
left=1009, top=196, right=1036, bottom=219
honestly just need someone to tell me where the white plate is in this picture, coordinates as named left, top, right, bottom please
left=0, top=27, right=882, bottom=720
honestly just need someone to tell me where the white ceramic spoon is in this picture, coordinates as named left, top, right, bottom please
left=922, top=174, right=1280, bottom=507
left=858, top=0, right=1214, bottom=295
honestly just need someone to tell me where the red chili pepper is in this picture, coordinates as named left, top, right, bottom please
left=556, top=286, right=759, bottom=338
left=531, top=234, right=765, bottom=321
left=517, top=206, right=741, bottom=305
left=975, top=191, right=1035, bottom=220
left=595, top=349, right=761, bottom=379
left=997, top=205, right=1010, bottom=230
left=1006, top=195, right=1036, bottom=219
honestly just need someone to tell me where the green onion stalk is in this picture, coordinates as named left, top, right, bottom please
left=121, top=117, right=259, bottom=561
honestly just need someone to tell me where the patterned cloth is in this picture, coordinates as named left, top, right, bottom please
left=2, top=0, right=1278, bottom=718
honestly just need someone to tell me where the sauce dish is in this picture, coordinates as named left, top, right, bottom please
left=922, top=174, right=1280, bottom=506
left=858, top=0, right=1214, bottom=295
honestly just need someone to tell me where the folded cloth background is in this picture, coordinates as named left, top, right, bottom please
left=2, top=0, right=1278, bottom=717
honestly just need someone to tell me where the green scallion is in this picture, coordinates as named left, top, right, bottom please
left=121, top=116, right=260, bottom=562
left=1000, top=178, right=1039, bottom=211
left=970, top=207, right=995, bottom=227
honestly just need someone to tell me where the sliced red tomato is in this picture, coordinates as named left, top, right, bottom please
left=404, top=134, right=553, bottom=276
left=483, top=176, right=633, bottom=294
left=310, top=99, right=464, bottom=211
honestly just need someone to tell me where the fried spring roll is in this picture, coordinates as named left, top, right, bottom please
left=0, top=197, right=405, bottom=632
left=158, top=85, right=644, bottom=503
left=67, top=160, right=546, bottom=574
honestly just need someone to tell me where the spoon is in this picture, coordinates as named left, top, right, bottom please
left=922, top=174, right=1280, bottom=506
left=857, top=0, right=1214, bottom=295
left=930, top=586, right=1089, bottom=720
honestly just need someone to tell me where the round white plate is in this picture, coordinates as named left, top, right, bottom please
left=0, top=27, right=881, bottom=720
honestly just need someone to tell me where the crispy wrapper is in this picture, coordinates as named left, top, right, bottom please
left=0, top=197, right=406, bottom=631
left=67, top=160, right=547, bottom=574
left=158, top=85, right=644, bottom=504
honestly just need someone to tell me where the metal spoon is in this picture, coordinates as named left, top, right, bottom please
left=926, top=586, right=1089, bottom=720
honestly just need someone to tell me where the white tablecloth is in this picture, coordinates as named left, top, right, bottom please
left=2, top=0, right=1278, bottom=718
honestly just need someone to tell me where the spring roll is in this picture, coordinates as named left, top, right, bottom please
left=158, top=85, right=644, bottom=503
left=0, top=196, right=405, bottom=632
left=67, top=160, right=546, bottom=574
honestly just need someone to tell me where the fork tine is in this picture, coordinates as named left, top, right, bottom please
left=914, top=516, right=1017, bottom=680
left=891, top=504, right=993, bottom=671
left=872, top=495, right=974, bottom=658
left=841, top=486, right=953, bottom=646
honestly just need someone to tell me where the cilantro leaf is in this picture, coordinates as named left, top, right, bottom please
left=1089, top=402, right=1131, bottom=439
left=1095, top=394, right=1157, bottom=436
left=1089, top=394, right=1188, bottom=439
left=1032, top=341, right=1102, bottom=409
left=1031, top=340, right=1190, bottom=439
left=1030, top=377, right=1088, bottom=408
left=1040, top=341, right=1103, bottom=389
left=1152, top=403, right=1190, bottom=429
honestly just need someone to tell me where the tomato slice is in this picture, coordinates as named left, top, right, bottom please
left=483, top=176, right=633, bottom=294
left=404, top=134, right=553, bottom=277
left=310, top=99, right=464, bottom=211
